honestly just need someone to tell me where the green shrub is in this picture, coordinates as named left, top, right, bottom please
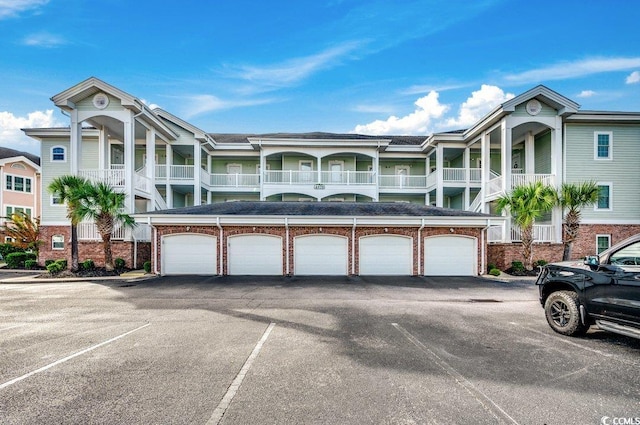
left=46, top=260, right=65, bottom=274
left=114, top=257, right=125, bottom=270
left=487, top=263, right=496, bottom=273
left=44, top=259, right=55, bottom=267
left=511, top=261, right=525, bottom=272
left=25, top=259, right=38, bottom=269
left=5, top=252, right=27, bottom=268
left=25, top=252, right=36, bottom=261
left=0, top=243, right=21, bottom=260
left=143, top=261, right=151, bottom=273
left=82, top=259, right=95, bottom=271
left=489, top=268, right=501, bottom=276
left=535, top=259, right=548, bottom=267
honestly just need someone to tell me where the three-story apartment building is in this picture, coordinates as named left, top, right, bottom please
left=23, top=78, right=640, bottom=274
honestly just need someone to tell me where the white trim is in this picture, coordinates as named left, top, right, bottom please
left=50, top=145, right=67, bottom=162
left=596, top=234, right=611, bottom=254
left=5, top=205, right=33, bottom=217
left=593, top=131, right=613, bottom=160
left=4, top=174, right=33, bottom=193
left=52, top=234, right=64, bottom=250
left=299, top=159, right=313, bottom=170
left=594, top=182, right=613, bottom=211
left=394, top=165, right=411, bottom=175
left=226, top=163, right=242, bottom=174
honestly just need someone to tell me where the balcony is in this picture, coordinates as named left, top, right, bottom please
left=155, top=164, right=194, bottom=180
left=379, top=175, right=427, bottom=190
left=206, top=173, right=261, bottom=190
left=79, top=167, right=125, bottom=188
left=488, top=224, right=555, bottom=243
left=264, top=170, right=375, bottom=185
left=442, top=168, right=482, bottom=183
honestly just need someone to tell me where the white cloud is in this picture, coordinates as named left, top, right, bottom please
left=444, top=85, right=514, bottom=128
left=626, top=71, right=640, bottom=84
left=352, top=91, right=449, bottom=135
left=353, top=85, right=516, bottom=136
left=505, top=57, right=640, bottom=84
left=0, top=109, right=61, bottom=154
left=577, top=90, right=596, bottom=98
left=22, top=32, right=67, bottom=48
left=182, top=94, right=275, bottom=118
left=0, top=0, right=49, bottom=19
left=141, top=99, right=160, bottom=110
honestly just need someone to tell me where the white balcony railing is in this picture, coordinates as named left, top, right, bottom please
left=264, top=170, right=375, bottom=185
left=79, top=168, right=125, bottom=187
left=155, top=165, right=194, bottom=180
left=488, top=224, right=555, bottom=243
left=210, top=173, right=260, bottom=187
left=511, top=173, right=554, bottom=187
left=378, top=175, right=427, bottom=189
left=442, top=168, right=482, bottom=183
left=77, top=222, right=153, bottom=242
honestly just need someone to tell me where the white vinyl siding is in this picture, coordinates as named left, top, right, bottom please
left=41, top=140, right=72, bottom=223
left=534, top=131, right=551, bottom=174
left=80, top=139, right=99, bottom=169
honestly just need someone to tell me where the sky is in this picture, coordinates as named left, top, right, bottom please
left=1, top=0, right=640, bottom=155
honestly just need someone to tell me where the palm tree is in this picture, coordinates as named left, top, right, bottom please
left=558, top=181, right=599, bottom=261
left=48, top=175, right=91, bottom=272
left=496, top=181, right=557, bottom=271
left=73, top=181, right=135, bottom=271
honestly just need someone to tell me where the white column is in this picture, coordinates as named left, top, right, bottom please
left=317, top=156, right=322, bottom=183
left=259, top=151, right=266, bottom=201
left=99, top=126, right=108, bottom=169
left=146, top=129, right=156, bottom=210
left=525, top=131, right=535, bottom=174
left=123, top=115, right=135, bottom=215
left=70, top=110, right=82, bottom=175
left=436, top=144, right=444, bottom=207
left=552, top=116, right=564, bottom=243
left=500, top=119, right=512, bottom=242
left=207, top=154, right=212, bottom=174
left=481, top=132, right=491, bottom=214
left=193, top=144, right=201, bottom=205
left=166, top=144, right=173, bottom=208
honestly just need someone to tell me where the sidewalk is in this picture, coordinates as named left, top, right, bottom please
left=0, top=269, right=157, bottom=284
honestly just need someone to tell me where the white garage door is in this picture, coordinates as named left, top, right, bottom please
left=295, top=235, right=348, bottom=275
left=163, top=234, right=217, bottom=275
left=424, top=236, right=476, bottom=276
left=228, top=234, right=283, bottom=275
left=359, top=235, right=413, bottom=275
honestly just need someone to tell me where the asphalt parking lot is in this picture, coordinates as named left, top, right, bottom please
left=1, top=275, right=639, bottom=425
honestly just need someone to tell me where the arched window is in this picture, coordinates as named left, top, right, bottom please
left=51, top=146, right=66, bottom=162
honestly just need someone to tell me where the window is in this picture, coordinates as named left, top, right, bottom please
left=5, top=236, right=15, bottom=243
left=6, top=206, right=32, bottom=218
left=10, top=163, right=26, bottom=170
left=51, top=195, right=64, bottom=206
left=5, top=175, right=32, bottom=193
left=596, top=183, right=612, bottom=210
left=51, top=146, right=66, bottom=162
left=596, top=235, right=611, bottom=254
left=594, top=132, right=612, bottom=159
left=52, top=235, right=64, bottom=250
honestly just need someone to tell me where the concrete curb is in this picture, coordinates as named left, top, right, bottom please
left=0, top=270, right=159, bottom=284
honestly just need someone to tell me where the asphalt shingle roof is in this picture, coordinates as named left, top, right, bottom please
left=0, top=147, right=40, bottom=165
left=146, top=201, right=491, bottom=217
left=208, top=132, right=427, bottom=146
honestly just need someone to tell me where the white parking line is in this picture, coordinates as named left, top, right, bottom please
left=0, top=323, right=150, bottom=390
left=207, top=322, right=276, bottom=425
left=392, top=323, right=520, bottom=425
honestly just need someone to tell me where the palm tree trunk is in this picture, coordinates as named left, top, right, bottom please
left=70, top=224, right=79, bottom=272
left=522, top=224, right=534, bottom=270
left=562, top=242, right=573, bottom=262
left=102, top=233, right=114, bottom=271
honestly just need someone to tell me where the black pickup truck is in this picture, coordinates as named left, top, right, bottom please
left=536, top=234, right=640, bottom=339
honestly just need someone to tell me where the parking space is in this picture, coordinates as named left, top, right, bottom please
left=1, top=276, right=639, bottom=424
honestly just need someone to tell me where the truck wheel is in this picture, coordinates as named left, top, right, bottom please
left=544, top=291, right=589, bottom=336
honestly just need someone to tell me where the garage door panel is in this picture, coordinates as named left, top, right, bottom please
left=163, top=234, right=217, bottom=275
left=295, top=235, right=348, bottom=275
left=360, top=235, right=413, bottom=275
left=424, top=236, right=476, bottom=276
left=228, top=234, right=283, bottom=275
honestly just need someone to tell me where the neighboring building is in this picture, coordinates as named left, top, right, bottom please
left=0, top=147, right=41, bottom=242
left=22, top=78, right=640, bottom=274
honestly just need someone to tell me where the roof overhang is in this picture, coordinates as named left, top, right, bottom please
left=247, top=137, right=392, bottom=150
left=0, top=155, right=41, bottom=171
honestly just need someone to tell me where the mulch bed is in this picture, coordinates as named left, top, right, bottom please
left=37, top=268, right=125, bottom=279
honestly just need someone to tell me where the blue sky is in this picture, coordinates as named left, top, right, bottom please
left=1, top=0, right=640, bottom=155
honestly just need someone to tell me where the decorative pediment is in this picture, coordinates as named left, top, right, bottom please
left=51, top=77, right=140, bottom=112
left=502, top=85, right=580, bottom=116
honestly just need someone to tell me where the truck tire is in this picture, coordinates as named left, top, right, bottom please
left=544, top=291, right=589, bottom=336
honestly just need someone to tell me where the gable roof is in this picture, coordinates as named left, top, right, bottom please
left=0, top=147, right=40, bottom=166
left=502, top=84, right=580, bottom=116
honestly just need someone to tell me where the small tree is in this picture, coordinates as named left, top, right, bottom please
left=558, top=181, right=599, bottom=261
left=48, top=175, right=90, bottom=272
left=496, top=181, right=557, bottom=271
left=73, top=181, right=135, bottom=271
left=1, top=212, right=41, bottom=253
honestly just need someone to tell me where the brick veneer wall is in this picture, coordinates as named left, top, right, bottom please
left=153, top=224, right=485, bottom=276
left=572, top=224, right=640, bottom=258
left=487, top=243, right=564, bottom=271
left=39, top=225, right=151, bottom=269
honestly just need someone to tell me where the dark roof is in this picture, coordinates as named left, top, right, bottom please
left=208, top=132, right=426, bottom=146
left=145, top=201, right=491, bottom=217
left=0, top=147, right=40, bottom=165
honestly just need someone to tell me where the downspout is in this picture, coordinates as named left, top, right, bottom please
left=351, top=218, right=357, bottom=275
left=132, top=230, right=138, bottom=269
left=417, top=218, right=425, bottom=276
left=148, top=217, right=159, bottom=275
left=216, top=216, right=223, bottom=276
left=285, top=217, right=290, bottom=275
left=480, top=219, right=491, bottom=276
